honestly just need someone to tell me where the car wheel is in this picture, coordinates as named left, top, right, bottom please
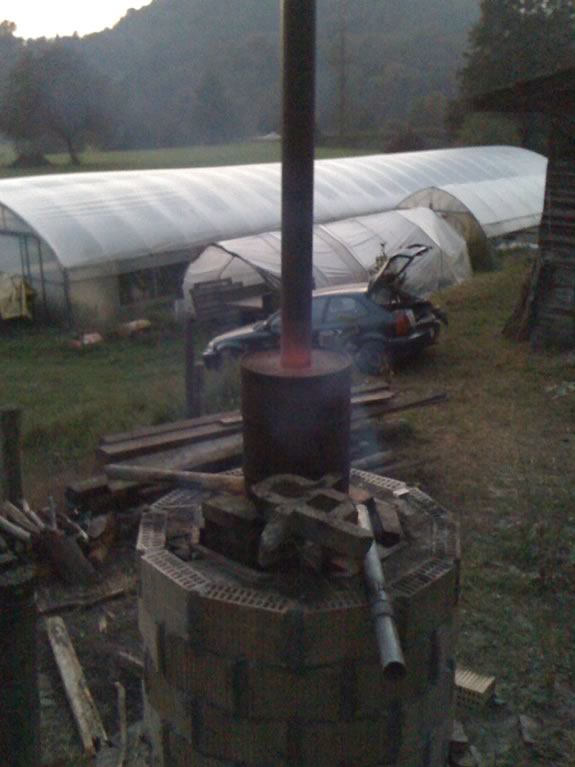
left=355, top=341, right=392, bottom=376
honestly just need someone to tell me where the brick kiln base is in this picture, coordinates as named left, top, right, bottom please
left=140, top=472, right=460, bottom=767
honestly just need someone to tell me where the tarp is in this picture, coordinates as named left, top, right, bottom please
left=183, top=207, right=471, bottom=299
left=0, top=145, right=545, bottom=278
left=0, top=273, right=34, bottom=320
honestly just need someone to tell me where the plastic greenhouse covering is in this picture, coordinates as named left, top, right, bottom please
left=183, top=207, right=472, bottom=298
left=0, top=146, right=545, bottom=281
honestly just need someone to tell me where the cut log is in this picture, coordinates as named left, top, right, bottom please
left=21, top=499, right=46, bottom=532
left=35, top=530, right=97, bottom=586
left=45, top=616, right=108, bottom=755
left=0, top=514, right=31, bottom=543
left=2, top=500, right=40, bottom=534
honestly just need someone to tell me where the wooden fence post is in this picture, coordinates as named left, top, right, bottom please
left=185, top=318, right=205, bottom=418
left=0, top=406, right=23, bottom=505
left=0, top=567, right=41, bottom=766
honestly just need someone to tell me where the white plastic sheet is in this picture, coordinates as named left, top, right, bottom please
left=0, top=146, right=545, bottom=277
left=183, top=207, right=471, bottom=299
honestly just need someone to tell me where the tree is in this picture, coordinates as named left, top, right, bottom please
left=190, top=71, right=241, bottom=145
left=0, top=44, right=110, bottom=165
left=0, top=51, right=47, bottom=162
left=453, top=0, right=575, bottom=147
left=460, top=0, right=575, bottom=97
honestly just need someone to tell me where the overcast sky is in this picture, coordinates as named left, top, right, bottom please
left=2, top=1, right=151, bottom=40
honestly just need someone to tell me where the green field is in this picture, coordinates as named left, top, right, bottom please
left=0, top=141, right=374, bottom=179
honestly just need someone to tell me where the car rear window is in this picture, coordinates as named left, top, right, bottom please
left=326, top=296, right=369, bottom=324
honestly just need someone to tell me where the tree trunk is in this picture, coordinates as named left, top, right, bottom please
left=65, top=136, right=81, bottom=166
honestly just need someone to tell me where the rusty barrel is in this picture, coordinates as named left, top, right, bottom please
left=241, top=349, right=351, bottom=491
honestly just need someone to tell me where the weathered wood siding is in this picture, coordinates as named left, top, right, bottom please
left=532, top=125, right=575, bottom=348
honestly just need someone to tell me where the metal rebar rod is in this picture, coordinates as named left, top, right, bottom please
left=280, top=0, right=317, bottom=369
left=357, top=505, right=406, bottom=680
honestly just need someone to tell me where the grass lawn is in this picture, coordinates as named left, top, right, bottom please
left=393, top=255, right=575, bottom=766
left=1, top=253, right=574, bottom=764
left=0, top=141, right=374, bottom=179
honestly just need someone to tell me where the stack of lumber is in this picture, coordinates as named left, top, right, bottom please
left=66, top=384, right=446, bottom=511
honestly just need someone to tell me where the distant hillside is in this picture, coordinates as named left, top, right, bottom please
left=1, top=0, right=480, bottom=150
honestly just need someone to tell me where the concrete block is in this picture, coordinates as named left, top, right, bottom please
left=140, top=549, right=210, bottom=640
left=202, top=493, right=258, bottom=528
left=136, top=509, right=168, bottom=555
left=355, top=661, right=404, bottom=719
left=169, top=728, right=237, bottom=767
left=143, top=694, right=166, bottom=767
left=244, top=662, right=342, bottom=721
left=138, top=598, right=162, bottom=671
left=163, top=633, right=235, bottom=712
left=199, top=582, right=292, bottom=664
left=196, top=702, right=288, bottom=765
left=391, top=558, right=458, bottom=648
left=144, top=659, right=194, bottom=738
left=300, top=714, right=398, bottom=767
left=298, top=590, right=379, bottom=667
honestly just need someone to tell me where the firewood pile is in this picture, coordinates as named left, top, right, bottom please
left=0, top=496, right=115, bottom=586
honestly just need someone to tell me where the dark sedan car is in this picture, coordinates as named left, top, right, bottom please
left=202, top=282, right=444, bottom=375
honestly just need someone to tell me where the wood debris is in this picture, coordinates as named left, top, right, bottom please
left=114, top=682, right=128, bottom=767
left=37, top=572, right=136, bottom=616
left=45, top=616, right=108, bottom=755
left=518, top=714, right=538, bottom=745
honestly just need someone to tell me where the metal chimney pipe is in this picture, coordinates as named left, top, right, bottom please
left=280, top=0, right=316, bottom=369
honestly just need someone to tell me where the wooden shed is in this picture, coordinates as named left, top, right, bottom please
left=474, top=67, right=575, bottom=348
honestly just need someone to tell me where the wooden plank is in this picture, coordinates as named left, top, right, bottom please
left=100, top=388, right=393, bottom=449
left=351, top=393, right=448, bottom=422
left=45, top=616, right=108, bottom=755
left=350, top=390, right=395, bottom=406
left=351, top=381, right=390, bottom=395
left=97, top=420, right=242, bottom=464
left=100, top=409, right=239, bottom=445
left=38, top=573, right=136, bottom=616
